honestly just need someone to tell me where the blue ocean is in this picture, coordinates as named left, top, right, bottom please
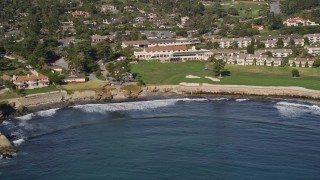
left=0, top=98, right=320, bottom=180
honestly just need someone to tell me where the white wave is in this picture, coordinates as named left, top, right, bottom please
left=15, top=113, right=35, bottom=121
left=35, top=108, right=60, bottom=117
left=236, top=99, right=249, bottom=102
left=179, top=98, right=208, bottom=102
left=210, top=98, right=229, bottom=101
left=73, top=99, right=181, bottom=113
left=13, top=138, right=25, bottom=146
left=275, top=101, right=320, bottom=118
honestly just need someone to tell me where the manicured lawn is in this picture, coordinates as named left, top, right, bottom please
left=131, top=62, right=320, bottom=90
left=60, top=80, right=108, bottom=91
left=131, top=62, right=215, bottom=85
left=23, top=85, right=59, bottom=95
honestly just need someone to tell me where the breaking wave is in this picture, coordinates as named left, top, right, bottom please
left=236, top=99, right=249, bottom=102
left=14, top=108, right=60, bottom=121
left=73, top=99, right=180, bottom=113
left=35, top=108, right=60, bottom=117
left=12, top=139, right=25, bottom=146
left=275, top=101, right=320, bottom=118
left=15, top=114, right=35, bottom=121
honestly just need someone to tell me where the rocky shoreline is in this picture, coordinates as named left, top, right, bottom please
left=1, top=84, right=320, bottom=157
left=2, top=84, right=320, bottom=117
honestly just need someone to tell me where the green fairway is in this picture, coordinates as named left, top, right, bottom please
left=131, top=62, right=320, bottom=90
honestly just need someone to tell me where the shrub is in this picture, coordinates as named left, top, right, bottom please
left=291, top=69, right=300, bottom=77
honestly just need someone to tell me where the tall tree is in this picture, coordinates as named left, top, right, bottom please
left=213, top=59, right=225, bottom=77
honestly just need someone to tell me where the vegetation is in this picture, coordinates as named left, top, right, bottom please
left=292, top=69, right=300, bottom=77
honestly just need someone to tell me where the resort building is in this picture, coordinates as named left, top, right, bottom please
left=212, top=49, right=243, bottom=56
left=283, top=17, right=319, bottom=26
left=215, top=54, right=281, bottom=66
left=261, top=37, right=304, bottom=48
left=134, top=45, right=213, bottom=62
left=212, top=37, right=252, bottom=48
left=304, top=34, right=320, bottom=44
left=12, top=74, right=49, bottom=89
left=255, top=49, right=293, bottom=57
left=306, top=45, right=320, bottom=55
left=288, top=58, right=315, bottom=67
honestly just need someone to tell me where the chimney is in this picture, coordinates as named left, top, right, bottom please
left=27, top=74, right=30, bottom=77
left=13, top=75, right=16, bottom=80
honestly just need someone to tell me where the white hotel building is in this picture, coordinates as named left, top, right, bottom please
left=134, top=45, right=213, bottom=62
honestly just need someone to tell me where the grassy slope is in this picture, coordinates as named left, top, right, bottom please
left=131, top=62, right=320, bottom=90
left=60, top=80, right=108, bottom=91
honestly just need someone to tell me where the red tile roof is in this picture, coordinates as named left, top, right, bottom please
left=15, top=74, right=48, bottom=82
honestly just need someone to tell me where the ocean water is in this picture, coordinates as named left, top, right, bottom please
left=0, top=98, right=320, bottom=180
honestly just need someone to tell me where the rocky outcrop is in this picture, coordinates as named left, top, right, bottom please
left=0, top=102, right=15, bottom=123
left=96, top=85, right=143, bottom=101
left=0, top=132, right=16, bottom=159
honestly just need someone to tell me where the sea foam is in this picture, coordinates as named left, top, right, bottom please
left=35, top=108, right=60, bottom=117
left=13, top=139, right=25, bottom=146
left=72, top=98, right=210, bottom=113
left=275, top=101, right=320, bottom=118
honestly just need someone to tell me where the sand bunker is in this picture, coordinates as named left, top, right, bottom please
left=186, top=75, right=201, bottom=79
left=205, top=76, right=221, bottom=82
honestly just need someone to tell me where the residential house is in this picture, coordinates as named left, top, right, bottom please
left=255, top=49, right=293, bottom=57
left=12, top=74, right=49, bottom=89
left=91, top=34, right=114, bottom=42
left=304, top=34, right=320, bottom=44
left=252, top=25, right=264, bottom=30
left=101, top=4, right=117, bottom=12
left=306, top=45, right=320, bottom=55
left=66, top=10, right=89, bottom=17
left=63, top=73, right=86, bottom=84
left=212, top=37, right=252, bottom=48
left=289, top=58, right=314, bottom=67
left=140, top=30, right=175, bottom=40
left=284, top=17, right=319, bottom=26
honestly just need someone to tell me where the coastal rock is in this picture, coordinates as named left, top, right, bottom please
left=0, top=132, right=16, bottom=158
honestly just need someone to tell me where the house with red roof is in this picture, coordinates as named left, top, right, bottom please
left=284, top=17, right=319, bottom=26
left=12, top=74, right=49, bottom=89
